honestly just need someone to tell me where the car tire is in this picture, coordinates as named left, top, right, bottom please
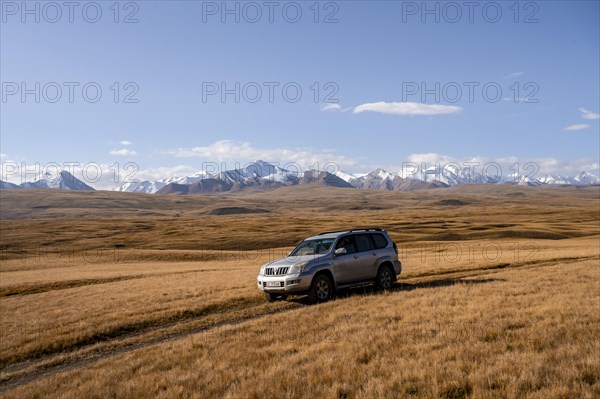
left=307, top=274, right=334, bottom=304
left=375, top=265, right=394, bottom=291
left=264, top=293, right=287, bottom=302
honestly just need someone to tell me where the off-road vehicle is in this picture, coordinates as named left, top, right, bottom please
left=257, top=228, right=402, bottom=303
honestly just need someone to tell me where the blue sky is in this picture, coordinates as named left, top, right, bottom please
left=1, top=0, right=599, bottom=187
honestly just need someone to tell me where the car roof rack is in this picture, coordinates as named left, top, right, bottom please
left=318, top=228, right=385, bottom=235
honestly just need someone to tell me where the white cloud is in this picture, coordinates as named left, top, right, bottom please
left=562, top=109, right=598, bottom=131
left=169, top=140, right=358, bottom=170
left=580, top=108, right=600, bottom=120
left=495, top=156, right=519, bottom=164
left=110, top=149, right=138, bottom=156
left=564, top=124, right=590, bottom=131
left=321, top=103, right=352, bottom=112
left=321, top=103, right=342, bottom=111
left=130, top=165, right=197, bottom=182
left=503, top=71, right=524, bottom=79
left=529, top=157, right=599, bottom=175
left=120, top=140, right=134, bottom=146
left=353, top=101, right=462, bottom=116
left=405, top=153, right=459, bottom=165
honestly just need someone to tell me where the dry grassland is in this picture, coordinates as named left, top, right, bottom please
left=0, top=185, right=598, bottom=398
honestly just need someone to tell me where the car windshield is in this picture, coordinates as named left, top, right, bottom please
left=289, top=239, right=335, bottom=256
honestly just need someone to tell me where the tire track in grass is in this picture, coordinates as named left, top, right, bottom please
left=0, top=298, right=302, bottom=392
left=402, top=255, right=599, bottom=281
left=0, top=268, right=222, bottom=297
left=0, top=295, right=263, bottom=369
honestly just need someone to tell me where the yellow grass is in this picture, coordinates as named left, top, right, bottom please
left=0, top=185, right=598, bottom=398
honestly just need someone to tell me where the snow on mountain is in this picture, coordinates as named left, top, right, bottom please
left=351, top=168, right=450, bottom=191
left=375, top=168, right=395, bottom=181
left=3, top=161, right=596, bottom=194
left=116, top=171, right=211, bottom=194
left=8, top=171, right=95, bottom=191
left=222, top=160, right=297, bottom=183
left=116, top=180, right=168, bottom=194
left=334, top=170, right=361, bottom=184
left=414, top=164, right=488, bottom=185
left=117, top=161, right=298, bottom=193
left=505, top=173, right=543, bottom=186
left=239, top=160, right=279, bottom=178
left=112, top=160, right=600, bottom=195
left=575, top=171, right=600, bottom=184
left=171, top=171, right=209, bottom=185
left=352, top=168, right=396, bottom=190
left=537, top=171, right=600, bottom=185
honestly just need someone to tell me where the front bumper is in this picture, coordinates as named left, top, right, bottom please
left=257, top=273, right=312, bottom=294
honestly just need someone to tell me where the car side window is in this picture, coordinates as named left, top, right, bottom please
left=371, top=234, right=389, bottom=249
left=354, top=234, right=373, bottom=252
left=316, top=239, right=334, bottom=254
left=336, top=236, right=357, bottom=254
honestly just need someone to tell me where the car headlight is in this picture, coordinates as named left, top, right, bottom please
left=259, top=264, right=267, bottom=275
left=289, top=263, right=306, bottom=275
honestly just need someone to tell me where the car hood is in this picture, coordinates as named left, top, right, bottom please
left=266, top=254, right=327, bottom=267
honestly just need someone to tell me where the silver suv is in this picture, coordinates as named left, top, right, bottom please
left=257, top=228, right=402, bottom=303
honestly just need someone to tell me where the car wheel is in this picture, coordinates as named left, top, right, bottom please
left=264, top=293, right=287, bottom=302
left=308, top=274, right=334, bottom=304
left=376, top=266, right=394, bottom=291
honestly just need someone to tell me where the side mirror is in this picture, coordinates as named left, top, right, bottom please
left=334, top=248, right=347, bottom=256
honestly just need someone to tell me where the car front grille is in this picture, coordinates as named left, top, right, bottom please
left=265, top=266, right=289, bottom=276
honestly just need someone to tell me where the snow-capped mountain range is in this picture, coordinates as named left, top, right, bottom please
left=115, top=160, right=301, bottom=194
left=115, top=160, right=600, bottom=194
left=1, top=160, right=598, bottom=193
left=0, top=171, right=94, bottom=191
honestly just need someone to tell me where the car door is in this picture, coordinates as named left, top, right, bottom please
left=353, top=234, right=378, bottom=279
left=367, top=233, right=390, bottom=278
left=332, top=236, right=362, bottom=284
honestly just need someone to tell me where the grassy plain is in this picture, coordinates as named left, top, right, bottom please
left=0, top=185, right=599, bottom=398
